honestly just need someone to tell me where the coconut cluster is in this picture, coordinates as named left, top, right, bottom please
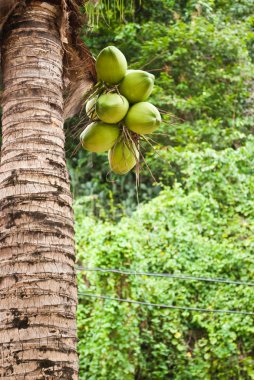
left=80, top=46, right=161, bottom=175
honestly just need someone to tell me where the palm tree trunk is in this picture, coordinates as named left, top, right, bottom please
left=0, top=1, right=78, bottom=378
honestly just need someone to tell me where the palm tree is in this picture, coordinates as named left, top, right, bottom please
left=0, top=0, right=95, bottom=377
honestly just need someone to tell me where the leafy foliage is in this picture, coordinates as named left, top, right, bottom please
left=71, top=1, right=254, bottom=378
left=76, top=137, right=254, bottom=379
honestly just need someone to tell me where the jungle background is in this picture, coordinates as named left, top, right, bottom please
left=69, top=0, right=254, bottom=378
left=1, top=0, right=253, bottom=378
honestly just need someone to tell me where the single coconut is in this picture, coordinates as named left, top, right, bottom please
left=96, top=46, right=127, bottom=85
left=80, top=121, right=120, bottom=153
left=119, top=70, right=155, bottom=103
left=96, top=93, right=129, bottom=123
left=86, top=96, right=98, bottom=120
left=124, top=102, right=161, bottom=134
left=109, top=140, right=138, bottom=175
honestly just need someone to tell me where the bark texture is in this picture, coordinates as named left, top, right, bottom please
left=0, top=1, right=78, bottom=378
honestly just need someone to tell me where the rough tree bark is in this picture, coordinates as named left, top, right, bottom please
left=0, top=1, right=78, bottom=378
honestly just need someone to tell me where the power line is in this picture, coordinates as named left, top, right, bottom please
left=76, top=266, right=254, bottom=287
left=78, top=292, right=254, bottom=316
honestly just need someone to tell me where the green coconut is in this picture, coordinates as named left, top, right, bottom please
left=96, top=93, right=129, bottom=123
left=96, top=46, right=127, bottom=85
left=86, top=96, right=98, bottom=120
left=108, top=140, right=138, bottom=175
left=80, top=121, right=120, bottom=153
left=119, top=70, right=155, bottom=103
left=124, top=102, right=161, bottom=134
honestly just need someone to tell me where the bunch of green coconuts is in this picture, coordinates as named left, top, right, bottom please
left=80, top=46, right=161, bottom=175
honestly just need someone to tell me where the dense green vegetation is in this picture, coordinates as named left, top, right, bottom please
left=69, top=0, right=254, bottom=378
left=76, top=140, right=254, bottom=379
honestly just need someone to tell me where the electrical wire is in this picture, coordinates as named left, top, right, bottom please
left=78, top=292, right=254, bottom=316
left=76, top=266, right=254, bottom=287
